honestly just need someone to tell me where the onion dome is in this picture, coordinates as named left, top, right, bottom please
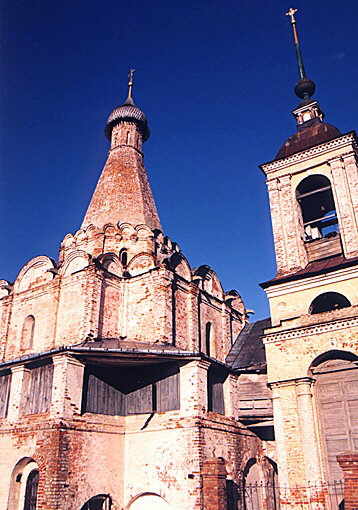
left=105, top=70, right=150, bottom=141
left=294, top=77, right=316, bottom=100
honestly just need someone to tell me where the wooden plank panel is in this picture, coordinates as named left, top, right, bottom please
left=85, top=373, right=124, bottom=416
left=157, top=371, right=180, bottom=412
left=0, top=374, right=11, bottom=418
left=126, top=385, right=152, bottom=415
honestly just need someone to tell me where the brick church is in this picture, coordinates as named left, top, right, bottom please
left=0, top=10, right=357, bottom=510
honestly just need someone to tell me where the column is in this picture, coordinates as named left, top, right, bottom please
left=295, top=378, right=323, bottom=483
left=50, top=354, right=85, bottom=418
left=7, top=365, right=30, bottom=421
left=180, top=359, right=210, bottom=417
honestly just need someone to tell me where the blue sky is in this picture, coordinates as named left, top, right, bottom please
left=1, top=0, right=357, bottom=319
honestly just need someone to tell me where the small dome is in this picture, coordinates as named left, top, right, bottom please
left=276, top=120, right=341, bottom=159
left=105, top=100, right=150, bottom=141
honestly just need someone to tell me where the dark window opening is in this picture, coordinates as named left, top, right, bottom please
left=205, top=322, right=212, bottom=356
left=296, top=175, right=338, bottom=241
left=309, top=292, right=351, bottom=314
left=80, top=494, right=112, bottom=510
left=120, top=250, right=128, bottom=266
left=207, top=366, right=226, bottom=414
left=83, top=362, right=180, bottom=416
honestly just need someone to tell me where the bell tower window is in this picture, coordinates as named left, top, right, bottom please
left=296, top=175, right=338, bottom=242
left=309, top=292, right=351, bottom=314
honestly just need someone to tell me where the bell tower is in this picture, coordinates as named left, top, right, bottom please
left=259, top=9, right=358, bottom=493
left=260, top=9, right=358, bottom=327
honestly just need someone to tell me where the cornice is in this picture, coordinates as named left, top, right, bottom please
left=263, top=315, right=358, bottom=343
left=260, top=132, right=357, bottom=174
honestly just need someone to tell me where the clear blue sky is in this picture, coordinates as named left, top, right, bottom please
left=1, top=0, right=357, bottom=319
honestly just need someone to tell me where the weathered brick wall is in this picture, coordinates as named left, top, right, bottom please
left=337, top=452, right=358, bottom=510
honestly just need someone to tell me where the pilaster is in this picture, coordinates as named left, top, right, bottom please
left=180, top=359, right=210, bottom=417
left=223, top=373, right=238, bottom=419
left=50, top=354, right=85, bottom=418
left=329, top=156, right=358, bottom=257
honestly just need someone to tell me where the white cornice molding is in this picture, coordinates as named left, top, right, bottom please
left=263, top=315, right=358, bottom=343
left=264, top=265, right=358, bottom=298
left=261, top=132, right=357, bottom=174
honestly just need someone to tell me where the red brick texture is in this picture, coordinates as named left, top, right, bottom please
left=337, top=452, right=358, bottom=510
left=201, top=457, right=227, bottom=510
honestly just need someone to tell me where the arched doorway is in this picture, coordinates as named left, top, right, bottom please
left=7, top=458, right=39, bottom=510
left=128, top=493, right=170, bottom=510
left=243, top=458, right=280, bottom=510
left=312, top=353, right=358, bottom=481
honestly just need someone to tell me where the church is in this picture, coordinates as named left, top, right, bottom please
left=0, top=9, right=357, bottom=510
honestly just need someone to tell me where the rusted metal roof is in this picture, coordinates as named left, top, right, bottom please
left=276, top=119, right=341, bottom=159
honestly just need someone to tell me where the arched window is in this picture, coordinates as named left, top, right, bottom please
left=21, top=315, right=35, bottom=350
left=126, top=131, right=130, bottom=144
left=309, top=292, right=351, bottom=314
left=296, top=175, right=338, bottom=241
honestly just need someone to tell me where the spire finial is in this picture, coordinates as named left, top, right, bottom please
left=124, top=68, right=136, bottom=105
left=285, top=8, right=316, bottom=100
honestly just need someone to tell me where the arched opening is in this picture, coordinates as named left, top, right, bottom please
left=242, top=458, right=280, bottom=510
left=128, top=493, right=170, bottom=510
left=311, top=352, right=358, bottom=482
left=7, top=458, right=39, bottom=510
left=80, top=494, right=112, bottom=510
left=296, top=175, right=338, bottom=241
left=21, top=315, right=35, bottom=350
left=309, top=292, right=351, bottom=314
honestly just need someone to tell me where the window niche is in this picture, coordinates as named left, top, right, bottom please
left=21, top=315, right=35, bottom=351
left=82, top=362, right=180, bottom=416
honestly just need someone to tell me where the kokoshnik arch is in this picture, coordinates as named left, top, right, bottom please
left=0, top=9, right=357, bottom=510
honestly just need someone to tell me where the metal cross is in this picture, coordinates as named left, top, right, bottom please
left=286, top=7, right=298, bottom=24
left=128, top=68, right=136, bottom=86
